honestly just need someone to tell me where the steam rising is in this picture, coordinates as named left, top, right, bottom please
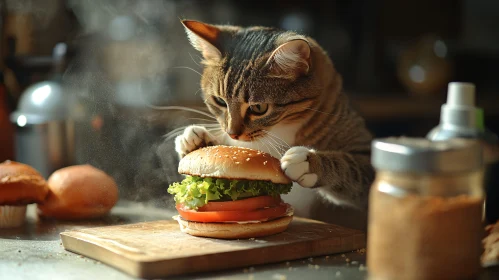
left=57, top=0, right=228, bottom=207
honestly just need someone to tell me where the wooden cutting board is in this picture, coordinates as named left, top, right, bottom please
left=60, top=217, right=366, bottom=279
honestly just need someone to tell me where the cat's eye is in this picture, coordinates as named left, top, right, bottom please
left=213, top=96, right=227, bottom=107
left=249, top=103, right=268, bottom=115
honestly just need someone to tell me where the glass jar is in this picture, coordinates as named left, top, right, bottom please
left=367, top=137, right=485, bottom=280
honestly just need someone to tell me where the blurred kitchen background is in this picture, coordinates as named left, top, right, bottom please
left=0, top=0, right=498, bottom=228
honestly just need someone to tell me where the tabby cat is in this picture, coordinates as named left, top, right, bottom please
left=175, top=20, right=374, bottom=210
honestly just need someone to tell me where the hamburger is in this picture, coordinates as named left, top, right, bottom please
left=168, top=145, right=294, bottom=239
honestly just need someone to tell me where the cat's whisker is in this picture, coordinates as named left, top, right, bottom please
left=194, top=88, right=203, bottom=96
left=264, top=133, right=288, bottom=149
left=263, top=130, right=291, bottom=149
left=195, top=123, right=221, bottom=127
left=206, top=129, right=223, bottom=134
left=188, top=52, right=201, bottom=67
left=188, top=117, right=219, bottom=123
left=204, top=126, right=225, bottom=143
left=268, top=132, right=291, bottom=149
left=268, top=139, right=285, bottom=158
left=264, top=135, right=287, bottom=154
left=300, top=107, right=336, bottom=118
left=146, top=105, right=216, bottom=120
left=162, top=126, right=189, bottom=141
left=171, top=66, right=203, bottom=77
left=163, top=123, right=221, bottom=142
left=164, top=125, right=189, bottom=136
left=254, top=137, right=264, bottom=154
left=259, top=137, right=282, bottom=158
left=258, top=137, right=271, bottom=159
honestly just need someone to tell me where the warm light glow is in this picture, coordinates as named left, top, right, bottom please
left=409, top=65, right=426, bottom=83
left=434, top=40, right=447, bottom=58
left=17, top=115, right=27, bottom=127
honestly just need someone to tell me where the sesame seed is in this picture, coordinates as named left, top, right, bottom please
left=263, top=161, right=268, bottom=165
left=246, top=158, right=250, bottom=161
left=233, top=156, right=237, bottom=159
left=235, top=162, right=241, bottom=164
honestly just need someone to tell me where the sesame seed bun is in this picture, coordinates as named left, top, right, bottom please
left=178, top=145, right=291, bottom=184
left=174, top=215, right=293, bottom=239
left=37, top=165, right=119, bottom=220
left=0, top=160, right=49, bottom=205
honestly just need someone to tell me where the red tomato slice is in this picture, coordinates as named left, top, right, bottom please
left=197, top=195, right=282, bottom=212
left=176, top=203, right=290, bottom=223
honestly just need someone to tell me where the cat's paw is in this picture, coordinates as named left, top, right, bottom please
left=174, top=125, right=217, bottom=158
left=280, top=146, right=318, bottom=188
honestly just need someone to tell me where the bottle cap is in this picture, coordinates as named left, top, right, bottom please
left=447, top=82, right=475, bottom=106
left=372, top=137, right=483, bottom=173
left=440, top=82, right=483, bottom=132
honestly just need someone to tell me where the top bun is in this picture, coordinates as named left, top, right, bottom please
left=0, top=160, right=49, bottom=205
left=178, top=145, right=291, bottom=184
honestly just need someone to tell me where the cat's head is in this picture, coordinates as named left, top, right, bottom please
left=182, top=20, right=336, bottom=142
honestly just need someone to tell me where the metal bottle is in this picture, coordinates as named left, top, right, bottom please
left=427, top=82, right=499, bottom=224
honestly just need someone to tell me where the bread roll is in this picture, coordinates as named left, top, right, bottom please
left=38, top=165, right=119, bottom=220
left=0, top=160, right=49, bottom=205
left=0, top=160, right=49, bottom=228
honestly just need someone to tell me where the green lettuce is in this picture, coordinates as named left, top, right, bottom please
left=167, top=176, right=292, bottom=210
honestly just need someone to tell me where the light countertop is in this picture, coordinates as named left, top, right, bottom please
left=1, top=201, right=498, bottom=280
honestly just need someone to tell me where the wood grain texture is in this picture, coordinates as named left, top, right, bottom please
left=60, top=217, right=366, bottom=279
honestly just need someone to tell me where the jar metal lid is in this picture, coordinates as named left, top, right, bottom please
left=371, top=137, right=483, bottom=173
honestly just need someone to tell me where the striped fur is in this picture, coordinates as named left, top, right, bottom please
left=180, top=20, right=374, bottom=209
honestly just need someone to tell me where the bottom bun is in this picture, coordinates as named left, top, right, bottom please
left=174, top=215, right=293, bottom=239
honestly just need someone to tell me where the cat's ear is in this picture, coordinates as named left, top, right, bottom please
left=266, top=39, right=311, bottom=80
left=182, top=20, right=223, bottom=61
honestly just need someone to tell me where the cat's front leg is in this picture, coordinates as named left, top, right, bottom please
left=280, top=147, right=319, bottom=188
left=280, top=146, right=373, bottom=209
left=174, top=125, right=219, bottom=158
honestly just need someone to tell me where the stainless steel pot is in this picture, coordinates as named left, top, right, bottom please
left=10, top=80, right=75, bottom=178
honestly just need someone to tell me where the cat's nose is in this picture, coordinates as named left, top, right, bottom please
left=228, top=133, right=239, bottom=140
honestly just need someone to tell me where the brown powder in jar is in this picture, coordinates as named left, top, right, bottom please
left=367, top=191, right=485, bottom=280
